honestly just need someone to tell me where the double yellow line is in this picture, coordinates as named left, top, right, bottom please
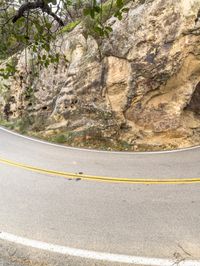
left=0, top=157, right=200, bottom=184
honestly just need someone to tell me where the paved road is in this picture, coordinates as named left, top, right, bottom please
left=0, top=127, right=200, bottom=265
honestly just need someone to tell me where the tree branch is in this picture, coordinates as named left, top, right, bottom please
left=12, top=0, right=64, bottom=26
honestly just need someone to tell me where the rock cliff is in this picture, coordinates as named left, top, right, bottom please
left=1, top=0, right=200, bottom=151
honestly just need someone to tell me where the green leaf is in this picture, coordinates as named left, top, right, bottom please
left=44, top=0, right=57, bottom=4
left=94, top=6, right=101, bottom=13
left=114, top=10, right=123, bottom=20
left=116, top=0, right=124, bottom=8
left=105, top=26, right=113, bottom=32
left=121, top=7, right=129, bottom=12
left=83, top=8, right=91, bottom=16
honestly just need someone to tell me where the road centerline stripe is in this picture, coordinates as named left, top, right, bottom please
left=0, top=157, right=200, bottom=184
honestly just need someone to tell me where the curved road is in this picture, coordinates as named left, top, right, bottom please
left=0, top=127, right=200, bottom=265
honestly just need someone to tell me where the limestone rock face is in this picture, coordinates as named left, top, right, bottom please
left=1, top=0, right=200, bottom=150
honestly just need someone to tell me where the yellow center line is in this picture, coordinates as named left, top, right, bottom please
left=0, top=157, right=199, bottom=184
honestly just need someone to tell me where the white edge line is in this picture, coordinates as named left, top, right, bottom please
left=0, top=126, right=200, bottom=155
left=0, top=232, right=200, bottom=266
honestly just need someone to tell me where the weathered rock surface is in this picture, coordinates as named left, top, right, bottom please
left=1, top=0, right=200, bottom=150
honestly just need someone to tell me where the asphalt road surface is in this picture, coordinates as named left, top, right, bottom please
left=0, top=127, right=200, bottom=266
